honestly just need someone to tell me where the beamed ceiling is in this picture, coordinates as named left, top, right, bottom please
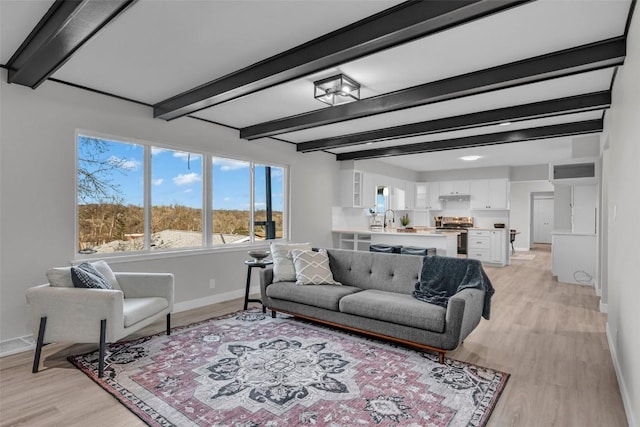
left=1, top=0, right=636, bottom=172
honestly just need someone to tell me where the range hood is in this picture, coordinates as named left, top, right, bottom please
left=438, top=194, right=471, bottom=201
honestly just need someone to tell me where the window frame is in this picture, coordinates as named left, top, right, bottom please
left=75, top=130, right=289, bottom=261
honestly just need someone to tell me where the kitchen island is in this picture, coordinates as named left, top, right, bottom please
left=332, top=228, right=459, bottom=257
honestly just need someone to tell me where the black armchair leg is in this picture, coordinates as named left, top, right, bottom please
left=98, top=319, right=106, bottom=378
left=32, top=316, right=47, bottom=373
left=166, top=313, right=171, bottom=335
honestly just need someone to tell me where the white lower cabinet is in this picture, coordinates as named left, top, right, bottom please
left=467, top=229, right=506, bottom=266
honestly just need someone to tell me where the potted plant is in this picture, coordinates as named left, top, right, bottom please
left=400, top=214, right=410, bottom=228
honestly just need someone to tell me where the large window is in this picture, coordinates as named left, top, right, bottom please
left=152, top=148, right=203, bottom=249
left=212, top=157, right=251, bottom=244
left=77, top=136, right=144, bottom=253
left=76, top=133, right=287, bottom=255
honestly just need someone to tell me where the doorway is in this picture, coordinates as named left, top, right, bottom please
left=532, top=193, right=554, bottom=244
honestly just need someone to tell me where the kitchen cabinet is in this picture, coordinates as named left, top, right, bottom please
left=341, top=169, right=376, bottom=208
left=340, top=169, right=363, bottom=207
left=439, top=180, right=470, bottom=196
left=490, top=230, right=506, bottom=264
left=403, top=181, right=415, bottom=210
left=467, top=229, right=506, bottom=266
left=415, top=182, right=442, bottom=210
left=362, top=172, right=376, bottom=209
left=470, top=179, right=509, bottom=210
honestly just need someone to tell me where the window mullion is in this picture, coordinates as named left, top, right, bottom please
left=144, top=146, right=152, bottom=250
left=250, top=163, right=255, bottom=242
left=204, top=153, right=212, bottom=247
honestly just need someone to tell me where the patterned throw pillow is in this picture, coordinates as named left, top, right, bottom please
left=270, top=242, right=312, bottom=282
left=291, top=249, right=341, bottom=286
left=71, top=262, right=113, bottom=289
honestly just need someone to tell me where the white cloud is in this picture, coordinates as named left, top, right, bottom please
left=213, top=158, right=249, bottom=171
left=152, top=178, right=164, bottom=186
left=255, top=202, right=266, bottom=208
left=152, top=147, right=168, bottom=155
left=184, top=188, right=193, bottom=193
left=173, top=151, right=201, bottom=162
left=108, top=155, right=141, bottom=171
left=173, top=172, right=201, bottom=186
left=223, top=197, right=231, bottom=202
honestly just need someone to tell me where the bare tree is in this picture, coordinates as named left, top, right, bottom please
left=77, top=137, right=129, bottom=203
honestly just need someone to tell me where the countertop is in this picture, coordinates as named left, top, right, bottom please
left=333, top=227, right=506, bottom=235
left=551, top=230, right=597, bottom=237
left=332, top=228, right=459, bottom=237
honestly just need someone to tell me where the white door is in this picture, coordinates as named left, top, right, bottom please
left=533, top=197, right=554, bottom=243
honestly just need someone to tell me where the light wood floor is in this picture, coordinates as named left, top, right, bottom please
left=0, top=245, right=628, bottom=426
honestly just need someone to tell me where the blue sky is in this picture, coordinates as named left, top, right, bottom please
left=78, top=136, right=283, bottom=210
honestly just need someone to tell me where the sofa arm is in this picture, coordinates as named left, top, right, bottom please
left=25, top=284, right=125, bottom=342
left=115, top=272, right=174, bottom=311
left=260, top=267, right=274, bottom=303
left=447, top=288, right=485, bottom=345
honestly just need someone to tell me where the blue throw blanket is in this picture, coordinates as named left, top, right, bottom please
left=412, top=256, right=494, bottom=319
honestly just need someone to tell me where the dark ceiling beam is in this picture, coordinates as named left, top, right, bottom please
left=153, top=0, right=533, bottom=121
left=335, top=119, right=603, bottom=161
left=6, top=0, right=137, bottom=89
left=241, top=37, right=625, bottom=140
left=297, top=91, right=611, bottom=152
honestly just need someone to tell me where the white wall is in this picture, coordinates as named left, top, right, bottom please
left=508, top=181, right=554, bottom=250
left=553, top=185, right=572, bottom=231
left=0, top=71, right=338, bottom=342
left=602, top=5, right=640, bottom=425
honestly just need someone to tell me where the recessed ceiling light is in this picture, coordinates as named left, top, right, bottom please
left=498, top=122, right=512, bottom=126
left=366, top=142, right=374, bottom=145
left=460, top=155, right=482, bottom=161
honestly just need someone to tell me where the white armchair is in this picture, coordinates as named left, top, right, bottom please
left=26, top=263, right=174, bottom=378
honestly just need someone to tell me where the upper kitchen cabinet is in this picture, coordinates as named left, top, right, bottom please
left=403, top=181, right=415, bottom=210
left=439, top=180, right=470, bottom=196
left=470, top=179, right=509, bottom=210
left=415, top=182, right=442, bottom=210
left=340, top=169, right=374, bottom=208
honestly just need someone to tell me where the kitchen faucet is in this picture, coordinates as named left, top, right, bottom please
left=383, top=209, right=395, bottom=230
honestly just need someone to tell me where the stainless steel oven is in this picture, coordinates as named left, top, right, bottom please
left=436, top=216, right=474, bottom=255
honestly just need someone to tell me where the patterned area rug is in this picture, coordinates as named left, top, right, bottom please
left=68, top=311, right=509, bottom=426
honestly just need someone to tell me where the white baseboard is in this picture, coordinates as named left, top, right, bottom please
left=0, top=335, right=35, bottom=358
left=599, top=301, right=608, bottom=313
left=606, top=322, right=637, bottom=427
left=0, top=286, right=261, bottom=359
left=173, top=285, right=260, bottom=313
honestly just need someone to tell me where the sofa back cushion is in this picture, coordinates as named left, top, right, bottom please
left=326, top=248, right=423, bottom=295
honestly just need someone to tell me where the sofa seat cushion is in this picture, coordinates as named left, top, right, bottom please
left=266, top=282, right=362, bottom=311
left=339, top=290, right=446, bottom=333
left=123, top=297, right=168, bottom=327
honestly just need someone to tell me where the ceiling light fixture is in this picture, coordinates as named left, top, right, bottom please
left=314, top=73, right=360, bottom=106
left=460, top=155, right=482, bottom=161
left=498, top=121, right=512, bottom=126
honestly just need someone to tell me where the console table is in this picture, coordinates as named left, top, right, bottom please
left=243, top=259, right=272, bottom=312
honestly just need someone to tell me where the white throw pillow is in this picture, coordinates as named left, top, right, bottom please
left=270, top=242, right=312, bottom=282
left=291, top=249, right=341, bottom=286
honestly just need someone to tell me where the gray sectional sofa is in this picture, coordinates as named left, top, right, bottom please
left=260, top=248, right=489, bottom=363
